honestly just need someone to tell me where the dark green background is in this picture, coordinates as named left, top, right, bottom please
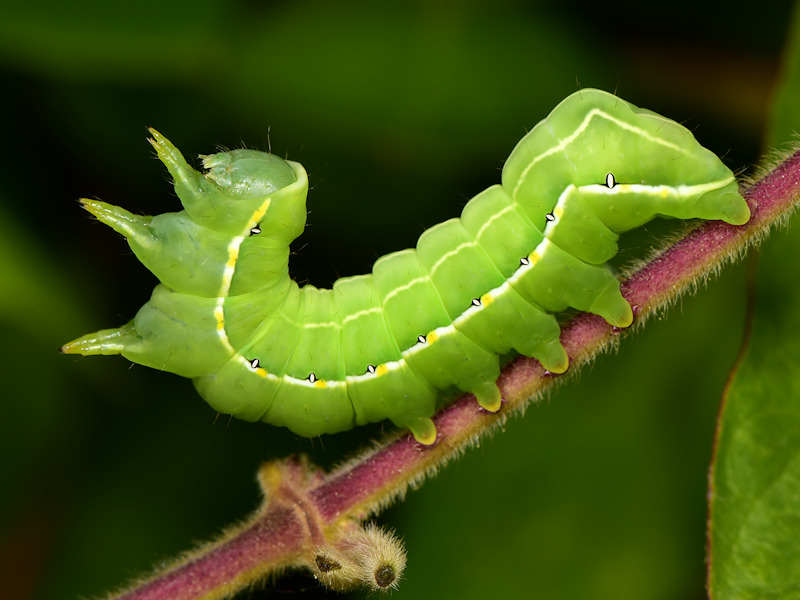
left=0, top=1, right=790, bottom=598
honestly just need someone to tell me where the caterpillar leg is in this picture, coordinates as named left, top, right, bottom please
left=403, top=417, right=437, bottom=446
left=587, top=282, right=634, bottom=328
left=373, top=249, right=503, bottom=438
left=532, top=337, right=570, bottom=374
left=472, top=382, right=502, bottom=412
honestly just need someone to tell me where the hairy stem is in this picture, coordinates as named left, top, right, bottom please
left=108, top=149, right=800, bottom=600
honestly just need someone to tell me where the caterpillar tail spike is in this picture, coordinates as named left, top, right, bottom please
left=61, top=323, right=134, bottom=356
left=147, top=127, right=200, bottom=194
left=80, top=199, right=154, bottom=244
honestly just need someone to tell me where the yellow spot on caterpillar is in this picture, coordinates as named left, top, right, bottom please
left=660, top=188, right=670, bottom=198
left=256, top=368, right=267, bottom=378
left=554, top=206, right=565, bottom=218
left=376, top=365, right=389, bottom=376
left=226, top=246, right=240, bottom=270
left=214, top=305, right=225, bottom=331
left=314, top=379, right=327, bottom=388
left=426, top=331, right=440, bottom=344
left=251, top=198, right=271, bottom=223
left=480, top=293, right=494, bottom=306
left=528, top=250, right=542, bottom=265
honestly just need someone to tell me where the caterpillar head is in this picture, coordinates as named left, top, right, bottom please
left=148, top=129, right=310, bottom=241
left=77, top=131, right=311, bottom=298
left=202, top=149, right=295, bottom=200
left=65, top=131, right=312, bottom=375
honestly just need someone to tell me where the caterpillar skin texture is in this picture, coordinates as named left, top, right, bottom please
left=63, top=89, right=750, bottom=445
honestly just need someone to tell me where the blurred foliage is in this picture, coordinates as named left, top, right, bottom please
left=768, top=1, right=800, bottom=151
left=0, top=1, right=793, bottom=599
left=708, top=3, right=800, bottom=599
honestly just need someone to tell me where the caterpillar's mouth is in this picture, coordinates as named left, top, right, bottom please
left=201, top=148, right=297, bottom=199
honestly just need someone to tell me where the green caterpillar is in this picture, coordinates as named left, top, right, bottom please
left=62, top=89, right=750, bottom=445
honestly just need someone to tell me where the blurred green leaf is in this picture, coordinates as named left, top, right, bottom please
left=708, top=226, right=800, bottom=600
left=708, top=2, right=800, bottom=598
left=766, top=3, right=800, bottom=150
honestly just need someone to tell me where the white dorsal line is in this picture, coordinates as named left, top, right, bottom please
left=381, top=275, right=428, bottom=304
left=380, top=239, right=485, bottom=306
left=428, top=241, right=475, bottom=278
left=474, top=203, right=515, bottom=241
left=512, top=108, right=686, bottom=199
left=297, top=320, right=340, bottom=331
left=275, top=305, right=385, bottom=332
left=342, top=306, right=383, bottom=326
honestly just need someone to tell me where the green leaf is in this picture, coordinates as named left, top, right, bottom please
left=766, top=3, right=800, bottom=150
left=708, top=4, right=800, bottom=597
left=708, top=226, right=800, bottom=599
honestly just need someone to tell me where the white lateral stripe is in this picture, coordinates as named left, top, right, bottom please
left=346, top=359, right=405, bottom=384
left=218, top=234, right=244, bottom=297
left=214, top=299, right=236, bottom=353
left=541, top=178, right=735, bottom=238
left=543, top=186, right=574, bottom=236
left=578, top=178, right=735, bottom=197
left=215, top=197, right=272, bottom=352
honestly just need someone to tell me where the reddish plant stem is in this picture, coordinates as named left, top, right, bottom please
left=114, top=149, right=800, bottom=600
left=122, top=506, right=303, bottom=600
